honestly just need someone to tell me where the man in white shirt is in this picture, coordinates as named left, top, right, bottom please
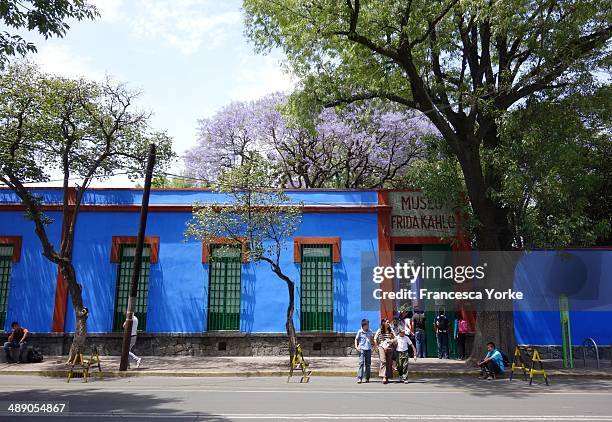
left=399, top=310, right=412, bottom=335
left=123, top=315, right=142, bottom=369
left=396, top=329, right=417, bottom=383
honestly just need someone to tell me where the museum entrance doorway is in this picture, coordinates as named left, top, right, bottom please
left=393, top=243, right=457, bottom=358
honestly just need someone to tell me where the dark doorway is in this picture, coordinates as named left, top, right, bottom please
left=393, top=243, right=457, bottom=358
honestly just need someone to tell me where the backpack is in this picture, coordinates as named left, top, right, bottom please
left=500, top=351, right=510, bottom=367
left=27, top=347, right=44, bottom=363
left=436, top=315, right=449, bottom=331
left=413, top=313, right=425, bottom=330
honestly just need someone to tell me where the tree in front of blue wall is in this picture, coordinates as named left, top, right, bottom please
left=186, top=154, right=302, bottom=360
left=0, top=62, right=174, bottom=361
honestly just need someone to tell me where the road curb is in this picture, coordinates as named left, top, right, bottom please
left=0, top=369, right=610, bottom=379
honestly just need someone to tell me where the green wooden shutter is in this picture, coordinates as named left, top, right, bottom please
left=113, top=245, right=150, bottom=332
left=0, top=245, right=13, bottom=330
left=207, top=245, right=241, bottom=331
left=300, top=244, right=333, bottom=332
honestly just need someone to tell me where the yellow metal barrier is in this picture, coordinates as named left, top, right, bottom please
left=509, top=346, right=528, bottom=381
left=528, top=348, right=549, bottom=385
left=510, top=345, right=549, bottom=386
left=287, top=344, right=311, bottom=383
left=67, top=347, right=102, bottom=383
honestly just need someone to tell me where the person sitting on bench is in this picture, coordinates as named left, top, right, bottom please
left=4, top=321, right=29, bottom=363
left=478, top=341, right=504, bottom=380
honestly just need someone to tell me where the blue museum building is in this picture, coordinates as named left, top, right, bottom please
left=0, top=187, right=610, bottom=356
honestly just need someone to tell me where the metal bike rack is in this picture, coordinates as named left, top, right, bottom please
left=582, top=337, right=600, bottom=369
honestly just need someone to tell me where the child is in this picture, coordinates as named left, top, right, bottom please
left=354, top=318, right=374, bottom=383
left=396, top=329, right=417, bottom=383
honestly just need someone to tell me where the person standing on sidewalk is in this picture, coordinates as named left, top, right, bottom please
left=396, top=329, right=417, bottom=383
left=399, top=307, right=412, bottom=335
left=411, top=309, right=427, bottom=358
left=434, top=310, right=450, bottom=359
left=123, top=315, right=142, bottom=369
left=354, top=318, right=374, bottom=383
left=390, top=316, right=401, bottom=336
left=390, top=316, right=401, bottom=370
left=374, top=319, right=396, bottom=384
left=456, top=314, right=471, bottom=360
left=399, top=306, right=414, bottom=357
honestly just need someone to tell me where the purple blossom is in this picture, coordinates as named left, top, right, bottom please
left=185, top=93, right=437, bottom=187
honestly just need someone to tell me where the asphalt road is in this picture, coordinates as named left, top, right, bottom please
left=0, top=375, right=611, bottom=421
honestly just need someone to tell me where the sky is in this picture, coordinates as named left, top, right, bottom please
left=17, top=0, right=296, bottom=186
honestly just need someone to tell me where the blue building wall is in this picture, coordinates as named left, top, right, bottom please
left=52, top=189, right=379, bottom=333
left=0, top=189, right=65, bottom=205
left=66, top=211, right=208, bottom=333
left=64, top=209, right=379, bottom=333
left=0, top=210, right=61, bottom=332
left=513, top=250, right=612, bottom=345
left=1, top=188, right=610, bottom=346
left=80, top=189, right=379, bottom=207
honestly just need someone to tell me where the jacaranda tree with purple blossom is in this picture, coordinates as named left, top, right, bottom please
left=185, top=93, right=433, bottom=188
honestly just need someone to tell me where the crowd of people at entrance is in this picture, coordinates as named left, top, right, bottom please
left=354, top=308, right=505, bottom=383
left=354, top=316, right=420, bottom=384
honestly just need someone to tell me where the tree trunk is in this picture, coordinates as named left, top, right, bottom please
left=467, top=200, right=517, bottom=365
left=268, top=262, right=298, bottom=363
left=454, top=138, right=517, bottom=365
left=3, top=174, right=91, bottom=364
left=60, top=261, right=89, bottom=363
left=468, top=255, right=518, bottom=366
left=285, top=279, right=298, bottom=363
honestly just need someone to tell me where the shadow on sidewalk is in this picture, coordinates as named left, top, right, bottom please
left=402, top=372, right=612, bottom=398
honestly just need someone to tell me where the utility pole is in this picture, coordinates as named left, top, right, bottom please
left=119, top=143, right=156, bottom=371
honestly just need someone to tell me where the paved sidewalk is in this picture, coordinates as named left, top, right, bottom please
left=0, top=355, right=610, bottom=379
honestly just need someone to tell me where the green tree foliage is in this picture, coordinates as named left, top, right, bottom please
left=0, top=0, right=98, bottom=67
left=406, top=87, right=612, bottom=249
left=243, top=0, right=611, bottom=250
left=151, top=173, right=197, bottom=189
left=497, top=87, right=611, bottom=248
left=242, top=0, right=611, bottom=359
left=0, top=62, right=174, bottom=358
left=185, top=154, right=302, bottom=358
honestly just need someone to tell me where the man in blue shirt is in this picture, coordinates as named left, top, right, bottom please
left=354, top=319, right=374, bottom=384
left=478, top=342, right=505, bottom=379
